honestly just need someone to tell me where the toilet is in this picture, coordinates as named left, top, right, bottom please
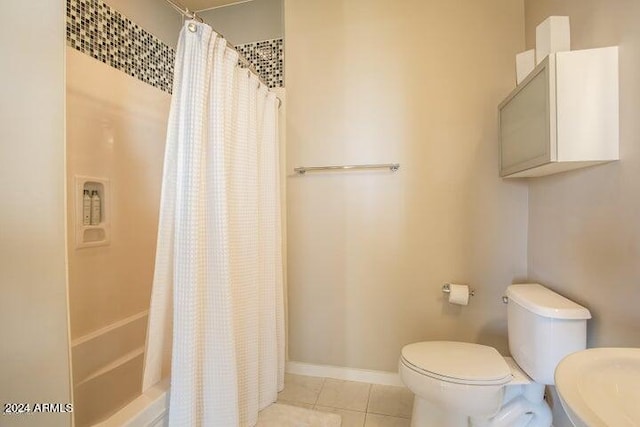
left=399, top=284, right=591, bottom=427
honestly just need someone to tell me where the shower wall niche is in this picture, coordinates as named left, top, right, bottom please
left=75, top=175, right=110, bottom=248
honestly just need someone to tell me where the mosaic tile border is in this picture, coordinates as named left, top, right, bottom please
left=66, top=0, right=175, bottom=93
left=66, top=0, right=284, bottom=93
left=236, top=39, right=284, bottom=89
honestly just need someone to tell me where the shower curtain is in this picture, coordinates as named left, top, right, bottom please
left=142, top=21, right=284, bottom=427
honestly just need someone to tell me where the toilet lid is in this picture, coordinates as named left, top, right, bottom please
left=401, top=341, right=511, bottom=385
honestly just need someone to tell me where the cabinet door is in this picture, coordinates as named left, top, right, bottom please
left=499, top=65, right=551, bottom=176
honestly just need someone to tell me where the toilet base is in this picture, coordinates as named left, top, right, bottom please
left=410, top=395, right=468, bottom=427
left=408, top=383, right=552, bottom=427
left=471, top=383, right=552, bottom=427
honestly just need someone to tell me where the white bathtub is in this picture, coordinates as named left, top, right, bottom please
left=93, top=379, right=170, bottom=427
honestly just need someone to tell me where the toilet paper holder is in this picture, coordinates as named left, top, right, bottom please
left=442, top=283, right=475, bottom=297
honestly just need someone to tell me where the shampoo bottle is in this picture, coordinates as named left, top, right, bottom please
left=82, top=189, right=91, bottom=226
left=90, top=190, right=101, bottom=225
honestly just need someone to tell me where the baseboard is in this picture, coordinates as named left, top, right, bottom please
left=286, top=361, right=403, bottom=387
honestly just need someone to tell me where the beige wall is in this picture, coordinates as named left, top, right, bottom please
left=525, top=1, right=640, bottom=425
left=199, top=0, right=283, bottom=45
left=105, top=0, right=183, bottom=48
left=66, top=48, right=170, bottom=425
left=285, top=0, right=528, bottom=372
left=0, top=1, right=72, bottom=426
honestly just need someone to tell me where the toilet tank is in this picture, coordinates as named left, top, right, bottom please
left=507, top=284, right=591, bottom=385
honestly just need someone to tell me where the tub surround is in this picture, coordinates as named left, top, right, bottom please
left=66, top=46, right=170, bottom=425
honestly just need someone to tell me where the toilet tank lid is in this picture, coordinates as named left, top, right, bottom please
left=507, top=284, right=592, bottom=320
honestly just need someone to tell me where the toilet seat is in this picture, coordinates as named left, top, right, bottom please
left=400, top=341, right=512, bottom=386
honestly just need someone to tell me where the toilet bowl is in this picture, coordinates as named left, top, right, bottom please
left=399, top=343, right=552, bottom=427
left=399, top=284, right=591, bottom=427
left=399, top=341, right=511, bottom=427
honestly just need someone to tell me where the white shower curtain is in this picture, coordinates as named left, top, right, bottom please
left=142, top=21, right=285, bottom=427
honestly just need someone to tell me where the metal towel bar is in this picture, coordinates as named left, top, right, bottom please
left=294, top=163, right=400, bottom=175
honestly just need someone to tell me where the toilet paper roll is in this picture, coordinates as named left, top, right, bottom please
left=448, top=284, right=470, bottom=306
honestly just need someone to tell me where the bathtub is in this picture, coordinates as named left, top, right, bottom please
left=93, top=379, right=170, bottom=427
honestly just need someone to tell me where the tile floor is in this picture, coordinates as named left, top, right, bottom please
left=277, top=374, right=414, bottom=427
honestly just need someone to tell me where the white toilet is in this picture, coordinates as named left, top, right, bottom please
left=399, top=284, right=591, bottom=427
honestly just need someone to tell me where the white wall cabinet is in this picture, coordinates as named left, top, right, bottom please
left=499, top=47, right=619, bottom=178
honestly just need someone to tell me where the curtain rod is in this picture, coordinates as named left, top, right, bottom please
left=162, top=0, right=278, bottom=98
left=164, top=0, right=203, bottom=22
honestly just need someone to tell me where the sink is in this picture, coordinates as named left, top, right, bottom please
left=555, top=348, right=640, bottom=427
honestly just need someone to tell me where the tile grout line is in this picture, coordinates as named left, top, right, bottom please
left=363, top=382, right=373, bottom=426
left=313, top=376, right=327, bottom=408
left=365, top=383, right=373, bottom=413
